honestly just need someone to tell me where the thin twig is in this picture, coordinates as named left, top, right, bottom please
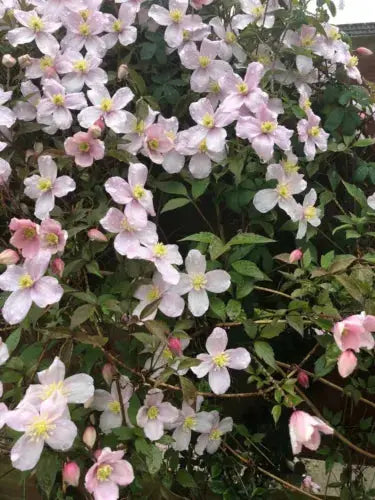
left=254, top=286, right=293, bottom=299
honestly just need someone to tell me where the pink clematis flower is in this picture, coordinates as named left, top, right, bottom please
left=337, top=350, right=357, bottom=378
left=133, top=271, right=185, bottom=320
left=0, top=88, right=16, bottom=128
left=209, top=17, right=246, bottom=62
left=292, top=189, right=321, bottom=239
left=343, top=54, right=362, bottom=84
left=92, top=376, right=133, bottom=433
left=36, top=0, right=85, bottom=19
left=283, top=25, right=318, bottom=51
left=195, top=410, right=233, bottom=455
left=37, top=79, right=87, bottom=130
left=0, top=250, right=64, bottom=324
left=139, top=242, right=183, bottom=285
left=191, top=327, right=251, bottom=394
left=332, top=312, right=375, bottom=352
left=302, top=475, right=321, bottom=494
left=9, top=219, right=41, bottom=258
left=314, top=23, right=349, bottom=64
left=25, top=51, right=63, bottom=81
left=191, top=0, right=213, bottom=8
left=64, top=130, right=105, bottom=168
left=85, top=447, right=134, bottom=500
left=7, top=10, right=61, bottom=55
left=175, top=249, right=230, bottom=317
left=157, top=116, right=185, bottom=173
left=179, top=38, right=232, bottom=92
left=136, top=388, right=179, bottom=441
left=7, top=392, right=77, bottom=471
left=24, top=155, right=76, bottom=220
left=61, top=10, right=107, bottom=57
left=13, top=81, right=41, bottom=122
left=0, top=159, right=11, bottom=185
left=103, top=4, right=137, bottom=49
left=39, top=218, right=68, bottom=255
left=289, top=410, right=333, bottom=455
left=104, top=163, right=155, bottom=227
left=142, top=123, right=174, bottom=164
left=170, top=400, right=212, bottom=451
left=236, top=105, right=293, bottom=161
left=233, top=0, right=279, bottom=30
left=143, top=337, right=190, bottom=379
left=78, top=85, right=134, bottom=133
left=120, top=106, right=158, bottom=154
left=297, top=110, right=329, bottom=161
left=58, top=50, right=108, bottom=92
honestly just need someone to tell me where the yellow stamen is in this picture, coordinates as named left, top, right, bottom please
left=183, top=29, right=190, bottom=40
left=121, top=216, right=134, bottom=232
left=147, top=286, right=160, bottom=301
left=225, top=31, right=236, bottom=44
left=79, top=141, right=90, bottom=152
left=38, top=178, right=52, bottom=191
left=29, top=16, right=44, bottom=32
left=134, top=120, right=145, bottom=134
left=183, top=416, right=196, bottom=430
left=45, top=233, right=59, bottom=246
left=199, top=139, right=208, bottom=153
left=112, top=19, right=123, bottom=32
left=153, top=243, right=167, bottom=258
left=108, top=400, right=121, bottom=414
left=73, top=60, right=88, bottom=72
left=209, top=81, right=220, bottom=93
left=212, top=352, right=229, bottom=368
left=170, top=9, right=183, bottom=22
left=191, top=273, right=207, bottom=291
left=41, top=381, right=65, bottom=400
left=236, top=82, right=248, bottom=95
left=27, top=416, right=55, bottom=440
left=23, top=227, right=36, bottom=240
left=308, top=126, right=320, bottom=137
left=348, top=56, right=358, bottom=67
left=19, top=274, right=34, bottom=289
left=39, top=56, right=53, bottom=70
left=147, top=406, right=159, bottom=420
left=148, top=138, right=159, bottom=150
left=282, top=160, right=299, bottom=174
left=133, top=184, right=145, bottom=199
left=301, top=37, right=313, bottom=47
left=100, top=98, right=112, bottom=112
left=202, top=113, right=214, bottom=128
left=251, top=6, right=265, bottom=18
left=162, top=348, right=173, bottom=360
left=80, top=9, right=90, bottom=21
left=304, top=206, right=317, bottom=220
left=199, top=56, right=210, bottom=68
left=261, top=121, right=276, bottom=134
left=79, top=22, right=90, bottom=36
left=96, top=464, right=113, bottom=482
left=277, top=183, right=290, bottom=199
left=209, top=429, right=222, bottom=440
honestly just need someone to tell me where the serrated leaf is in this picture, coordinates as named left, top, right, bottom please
left=70, top=304, right=96, bottom=329
left=260, top=322, right=285, bottom=339
left=228, top=232, right=275, bottom=246
left=209, top=236, right=229, bottom=260
left=209, top=296, right=226, bottom=320
left=286, top=314, right=304, bottom=336
left=254, top=341, right=275, bottom=368
left=161, top=197, right=190, bottom=213
left=334, top=274, right=363, bottom=302
left=271, top=405, right=282, bottom=424
left=231, top=261, right=270, bottom=281
left=146, top=445, right=164, bottom=474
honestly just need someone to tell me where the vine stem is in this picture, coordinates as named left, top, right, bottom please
left=189, top=197, right=216, bottom=234
left=115, top=376, right=127, bottom=426
left=254, top=286, right=293, bottom=299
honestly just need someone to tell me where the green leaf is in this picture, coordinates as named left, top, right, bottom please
left=226, top=299, right=242, bottom=321
left=146, top=444, right=164, bottom=474
left=353, top=138, right=375, bottom=148
left=157, top=181, right=188, bottom=197
left=86, top=260, right=103, bottom=277
left=191, top=178, right=209, bottom=199
left=179, top=375, right=197, bottom=402
left=5, top=328, right=21, bottom=354
left=260, top=322, right=285, bottom=339
left=328, top=255, right=356, bottom=273
left=236, top=278, right=254, bottom=299
left=36, top=451, right=60, bottom=499
left=325, top=107, right=345, bottom=132
left=342, top=181, right=367, bottom=208
left=254, top=341, right=275, bottom=368
left=227, top=233, right=274, bottom=246
left=161, top=197, right=190, bottom=213
left=113, top=426, right=134, bottom=440
left=286, top=314, right=304, bottom=336
left=145, top=320, right=169, bottom=341
left=231, top=261, right=270, bottom=281
left=176, top=470, right=197, bottom=488
left=209, top=236, right=229, bottom=260
left=180, top=232, right=215, bottom=243
left=70, top=304, right=96, bottom=329
left=271, top=405, right=282, bottom=424
left=334, top=274, right=363, bottom=302
left=140, top=42, right=156, bottom=60
left=209, top=296, right=226, bottom=320
left=177, top=357, right=201, bottom=370
left=72, top=291, right=98, bottom=305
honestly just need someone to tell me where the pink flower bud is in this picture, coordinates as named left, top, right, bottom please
left=289, top=249, right=303, bottom=263
left=93, top=448, right=102, bottom=460
left=88, top=229, right=107, bottom=242
left=297, top=370, right=309, bottom=389
left=83, top=426, right=97, bottom=448
left=62, top=462, right=80, bottom=487
left=117, top=64, right=129, bottom=80
left=18, top=54, right=32, bottom=68
left=51, top=258, right=64, bottom=278
left=2, top=54, right=16, bottom=68
left=0, top=249, right=19, bottom=265
left=168, top=337, right=182, bottom=356
left=337, top=350, right=357, bottom=378
left=88, top=125, right=102, bottom=138
left=356, top=47, right=373, bottom=56
left=102, top=363, right=115, bottom=385
left=94, top=117, right=105, bottom=131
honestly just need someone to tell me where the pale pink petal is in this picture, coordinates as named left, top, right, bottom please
left=209, top=367, right=230, bottom=394
left=253, top=189, right=278, bottom=213
left=158, top=402, right=179, bottom=423
left=110, top=461, right=134, bottom=486
left=188, top=288, right=209, bottom=316
left=38, top=356, right=65, bottom=385
left=30, top=276, right=63, bottom=308
left=100, top=208, right=124, bottom=233
left=206, top=327, right=228, bottom=355
left=205, top=270, right=230, bottom=293
left=185, top=249, right=206, bottom=274
left=64, top=374, right=94, bottom=403
left=226, top=348, right=251, bottom=369
left=105, top=176, right=132, bottom=204
left=11, top=434, right=44, bottom=471
left=2, top=289, right=32, bottom=324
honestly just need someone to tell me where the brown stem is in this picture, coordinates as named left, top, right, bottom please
left=115, top=376, right=127, bottom=425
left=254, top=286, right=293, bottom=299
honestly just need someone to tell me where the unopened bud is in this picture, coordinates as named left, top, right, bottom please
left=83, top=426, right=97, bottom=448
left=102, top=363, right=115, bottom=385
left=88, top=125, right=102, bottom=138
left=2, top=54, right=16, bottom=68
left=0, top=249, right=19, bottom=265
left=356, top=47, right=373, bottom=56
left=93, top=449, right=102, bottom=460
left=117, top=64, right=129, bottom=80
left=168, top=337, right=182, bottom=356
left=62, top=462, right=80, bottom=487
left=17, top=54, right=32, bottom=68
left=88, top=228, right=107, bottom=242
left=51, top=258, right=64, bottom=278
left=289, top=249, right=303, bottom=263
left=94, top=117, right=105, bottom=131
left=297, top=370, right=309, bottom=388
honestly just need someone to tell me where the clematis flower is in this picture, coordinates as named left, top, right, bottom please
left=0, top=159, right=11, bottom=185
left=209, top=17, right=246, bottom=62
left=64, top=130, right=105, bottom=168
left=104, top=163, right=155, bottom=228
left=195, top=410, right=233, bottom=455
left=59, top=50, right=108, bottom=92
left=332, top=312, right=375, bottom=352
left=233, top=0, right=279, bottom=30
left=136, top=388, right=179, bottom=441
left=191, top=0, right=213, bottom=8
left=7, top=392, right=77, bottom=471
left=61, top=10, right=108, bottom=57
left=174, top=249, right=230, bottom=317
left=297, top=111, right=329, bottom=161
left=92, top=376, right=133, bottom=433
left=100, top=207, right=157, bottom=258
left=314, top=23, right=349, bottom=64
left=85, top=447, right=134, bottom=500
left=78, top=86, right=134, bottom=133
left=253, top=163, right=306, bottom=216
left=343, top=54, right=362, bottom=84
left=7, top=9, right=61, bottom=55
left=191, top=327, right=251, bottom=394
left=158, top=116, right=185, bottom=173
left=133, top=271, right=185, bottom=320
left=0, top=250, right=64, bottom=325
left=292, top=189, right=321, bottom=239
left=179, top=38, right=232, bottom=92
left=25, top=52, right=62, bottom=81
left=170, top=401, right=212, bottom=451
left=302, top=475, right=321, bottom=494
left=289, top=410, right=333, bottom=455
left=139, top=242, right=183, bottom=285
left=36, top=0, right=84, bottom=19
left=9, top=219, right=41, bottom=259
left=337, top=350, right=357, bottom=378
left=13, top=81, right=41, bottom=122
left=236, top=105, right=293, bottom=161
left=21, top=356, right=94, bottom=408
left=39, top=219, right=68, bottom=254
left=37, top=79, right=87, bottom=131
left=142, top=123, right=174, bottom=164
left=0, top=88, right=16, bottom=128
left=283, top=25, right=318, bottom=51
left=0, top=337, right=9, bottom=365
left=120, top=106, right=158, bottom=154
left=103, top=4, right=137, bottom=49
left=24, top=155, right=76, bottom=220
left=143, top=337, right=190, bottom=379
left=368, top=193, right=375, bottom=210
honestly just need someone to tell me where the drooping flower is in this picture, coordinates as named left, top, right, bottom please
left=7, top=392, right=77, bottom=471
left=59, top=50, right=108, bottom=92
left=92, top=376, right=133, bottom=433
left=0, top=88, right=16, bottom=128
left=138, top=242, right=183, bottom=285
left=170, top=400, right=212, bottom=451
left=297, top=370, right=309, bottom=388
left=191, top=327, right=251, bottom=394
left=289, top=410, right=333, bottom=455
left=301, top=475, right=321, bottom=494
left=64, top=130, right=105, bottom=168
left=337, top=350, right=357, bottom=378
left=85, top=447, right=134, bottom=500
left=297, top=111, right=329, bottom=161
left=292, top=189, right=321, bottom=240
left=103, top=3, right=138, bottom=49
left=332, top=312, right=375, bottom=352
left=39, top=219, right=68, bottom=254
left=174, top=249, right=230, bottom=317
left=51, top=257, right=64, bottom=277
left=0, top=250, right=64, bottom=325
left=209, top=17, right=246, bottom=62
left=136, top=388, right=179, bottom=441
left=9, top=219, right=41, bottom=258
left=195, top=410, right=233, bottom=455
left=78, top=86, right=134, bottom=133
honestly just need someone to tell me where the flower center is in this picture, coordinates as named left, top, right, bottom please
left=162, top=347, right=173, bottom=360
left=301, top=98, right=311, bottom=111
left=308, top=126, right=320, bottom=137
left=212, top=352, right=229, bottom=368
left=202, top=113, right=214, bottom=128
left=301, top=36, right=313, bottom=47
left=147, top=406, right=159, bottom=420
left=304, top=206, right=317, bottom=220
left=251, top=5, right=265, bottom=17
left=209, top=429, right=222, bottom=440
left=45, top=233, right=59, bottom=246
left=199, top=56, right=210, bottom=68
left=73, top=59, right=88, bottom=72
left=209, top=81, right=221, bottom=93
left=79, top=22, right=90, bottom=36
left=80, top=9, right=90, bottom=20
left=52, top=94, right=65, bottom=106
left=108, top=400, right=121, bottom=414
left=199, top=139, right=208, bottom=152
left=121, top=216, right=134, bottom=232
left=100, top=98, right=112, bottom=112
left=113, top=19, right=123, bottom=32
left=170, top=9, right=183, bottom=22
left=348, top=56, right=358, bottom=67
left=133, top=184, right=145, bottom=199
left=183, top=29, right=190, bottom=40
left=236, top=82, right=248, bottom=95
left=282, top=160, right=299, bottom=173
left=225, top=31, right=236, bottom=44
left=23, top=227, right=36, bottom=240
left=96, top=464, right=113, bottom=482
left=191, top=273, right=207, bottom=291
left=78, top=141, right=90, bottom=152
left=277, top=183, right=290, bottom=199
left=38, top=178, right=52, bottom=191
left=29, top=15, right=44, bottom=32
left=39, top=56, right=53, bottom=70
left=261, top=121, right=276, bottom=134
left=134, top=120, right=145, bottom=134
left=148, top=138, right=159, bottom=150
left=183, top=416, right=196, bottom=430
left=42, top=381, right=65, bottom=400
left=153, top=243, right=167, bottom=258
left=28, top=416, right=55, bottom=440
left=19, top=274, right=34, bottom=289
left=257, top=55, right=271, bottom=65
left=328, top=28, right=341, bottom=40
left=147, top=286, right=160, bottom=301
